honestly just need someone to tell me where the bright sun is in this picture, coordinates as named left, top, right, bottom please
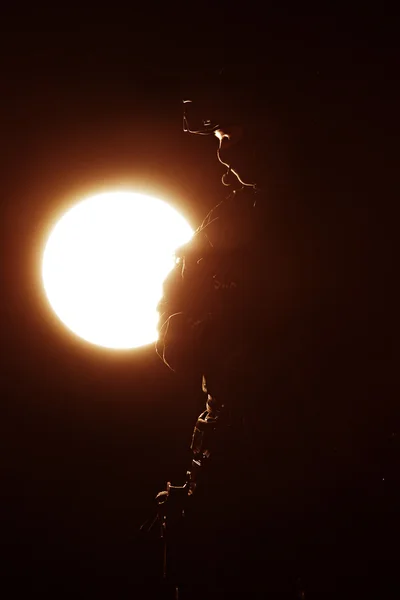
left=42, top=191, right=193, bottom=349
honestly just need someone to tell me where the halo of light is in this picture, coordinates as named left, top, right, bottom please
left=42, top=191, right=193, bottom=349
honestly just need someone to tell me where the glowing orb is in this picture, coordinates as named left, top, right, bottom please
left=42, top=191, right=193, bottom=349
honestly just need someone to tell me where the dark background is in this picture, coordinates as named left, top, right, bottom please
left=1, top=19, right=398, bottom=598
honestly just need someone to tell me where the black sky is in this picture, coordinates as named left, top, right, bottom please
left=1, top=21, right=399, bottom=597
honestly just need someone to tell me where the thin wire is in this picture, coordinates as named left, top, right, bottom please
left=198, top=198, right=226, bottom=231
left=216, top=146, right=256, bottom=188
left=195, top=215, right=221, bottom=236
left=182, top=100, right=257, bottom=189
left=182, top=100, right=221, bottom=136
left=139, top=513, right=158, bottom=533
left=158, top=311, right=185, bottom=335
left=183, top=114, right=220, bottom=136
left=204, top=232, right=214, bottom=248
left=196, top=190, right=237, bottom=235
left=156, top=311, right=185, bottom=371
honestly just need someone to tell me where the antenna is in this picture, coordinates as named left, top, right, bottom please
left=182, top=100, right=257, bottom=190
